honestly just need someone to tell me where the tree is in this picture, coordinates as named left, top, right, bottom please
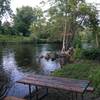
left=47, top=0, right=99, bottom=50
left=88, top=10, right=99, bottom=48
left=30, top=7, right=47, bottom=39
left=0, top=0, right=12, bottom=20
left=13, top=6, right=36, bottom=36
left=0, top=0, right=13, bottom=34
left=2, top=21, right=15, bottom=35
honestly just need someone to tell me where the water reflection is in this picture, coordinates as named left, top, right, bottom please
left=14, top=44, right=39, bottom=73
left=40, top=58, right=60, bottom=75
left=1, top=47, right=28, bottom=97
left=0, top=43, right=61, bottom=97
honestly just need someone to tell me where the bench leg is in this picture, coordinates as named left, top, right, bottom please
left=81, top=94, right=84, bottom=100
left=29, top=84, right=32, bottom=100
left=71, top=92, right=74, bottom=100
left=75, top=92, right=77, bottom=100
left=39, top=88, right=48, bottom=100
left=71, top=92, right=78, bottom=100
left=35, top=86, right=39, bottom=100
left=71, top=92, right=84, bottom=100
left=45, top=88, right=48, bottom=95
left=35, top=86, right=48, bottom=100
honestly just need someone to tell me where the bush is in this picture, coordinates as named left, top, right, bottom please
left=82, top=48, right=100, bottom=61
left=89, top=67, right=100, bottom=96
left=74, top=48, right=82, bottom=59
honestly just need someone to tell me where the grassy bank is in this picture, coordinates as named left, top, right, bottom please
left=0, top=35, right=62, bottom=43
left=0, top=35, right=32, bottom=43
left=53, top=60, right=100, bottom=97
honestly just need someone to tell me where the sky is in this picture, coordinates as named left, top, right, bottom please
left=11, top=0, right=49, bottom=13
left=10, top=0, right=100, bottom=13
left=86, top=0, right=100, bottom=3
left=2, top=0, right=100, bottom=22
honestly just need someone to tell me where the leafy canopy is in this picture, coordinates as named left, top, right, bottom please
left=13, top=6, right=37, bottom=36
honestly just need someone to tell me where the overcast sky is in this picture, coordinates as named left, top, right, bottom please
left=11, top=0, right=48, bottom=13
left=86, top=0, right=100, bottom=3
left=11, top=0, right=100, bottom=13
left=2, top=0, right=100, bottom=22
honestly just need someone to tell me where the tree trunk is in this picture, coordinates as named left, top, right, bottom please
left=96, top=33, right=99, bottom=48
left=62, top=19, right=67, bottom=52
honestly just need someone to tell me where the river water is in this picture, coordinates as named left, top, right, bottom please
left=0, top=43, right=61, bottom=98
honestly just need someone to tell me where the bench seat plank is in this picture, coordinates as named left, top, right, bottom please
left=17, top=74, right=90, bottom=93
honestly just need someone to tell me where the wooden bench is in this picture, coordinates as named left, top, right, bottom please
left=17, top=74, right=91, bottom=100
left=4, top=96, right=26, bottom=100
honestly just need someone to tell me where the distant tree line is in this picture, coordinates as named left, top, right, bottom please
left=0, top=0, right=100, bottom=48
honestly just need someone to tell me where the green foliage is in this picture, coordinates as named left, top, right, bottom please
left=53, top=60, right=100, bottom=96
left=53, top=63, right=91, bottom=79
left=82, top=48, right=100, bottom=61
left=1, top=21, right=15, bottom=35
left=0, top=0, right=99, bottom=45
left=46, top=0, right=99, bottom=47
left=0, top=34, right=31, bottom=43
left=89, top=68, right=100, bottom=96
left=29, top=7, right=47, bottom=39
left=74, top=47, right=82, bottom=59
left=73, top=33, right=82, bottom=48
left=13, top=6, right=36, bottom=36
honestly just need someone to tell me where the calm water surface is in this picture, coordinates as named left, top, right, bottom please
left=0, top=43, right=61, bottom=98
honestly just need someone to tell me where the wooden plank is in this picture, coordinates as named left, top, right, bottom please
left=4, top=96, right=26, bottom=100
left=28, top=74, right=89, bottom=83
left=17, top=74, right=90, bottom=93
left=24, top=77, right=88, bottom=91
left=27, top=74, right=90, bottom=88
left=17, top=79, right=87, bottom=93
left=27, top=74, right=89, bottom=86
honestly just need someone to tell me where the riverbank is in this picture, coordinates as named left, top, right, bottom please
left=0, top=35, right=32, bottom=43
left=52, top=60, right=100, bottom=98
left=0, top=35, right=62, bottom=44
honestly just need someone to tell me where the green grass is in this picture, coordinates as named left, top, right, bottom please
left=53, top=60, right=100, bottom=97
left=0, top=35, right=32, bottom=43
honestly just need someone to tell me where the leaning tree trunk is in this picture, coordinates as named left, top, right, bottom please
left=62, top=32, right=66, bottom=51
left=62, top=19, right=67, bottom=52
left=65, top=33, right=73, bottom=50
left=62, top=14, right=77, bottom=51
left=62, top=21, right=74, bottom=51
left=62, top=26, right=73, bottom=51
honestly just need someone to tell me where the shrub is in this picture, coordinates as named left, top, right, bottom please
left=89, top=67, right=100, bottom=96
left=82, top=48, right=100, bottom=61
left=74, top=48, right=82, bottom=59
